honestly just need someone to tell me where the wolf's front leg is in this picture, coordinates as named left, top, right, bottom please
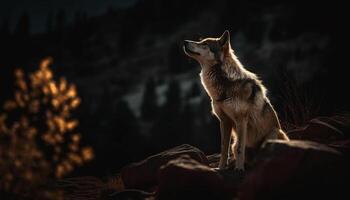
left=218, top=119, right=232, bottom=169
left=233, top=118, right=247, bottom=171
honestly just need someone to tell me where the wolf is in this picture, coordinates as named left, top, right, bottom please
left=183, top=30, right=289, bottom=172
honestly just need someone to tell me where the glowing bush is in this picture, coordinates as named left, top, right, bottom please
left=0, top=58, right=93, bottom=199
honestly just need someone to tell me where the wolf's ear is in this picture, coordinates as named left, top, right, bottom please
left=219, top=30, right=230, bottom=47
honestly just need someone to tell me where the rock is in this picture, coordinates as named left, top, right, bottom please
left=238, top=140, right=349, bottom=200
left=120, top=144, right=209, bottom=191
left=105, top=190, right=155, bottom=200
left=287, top=116, right=350, bottom=144
left=156, top=155, right=236, bottom=200
left=207, top=147, right=259, bottom=169
left=328, top=139, right=350, bottom=156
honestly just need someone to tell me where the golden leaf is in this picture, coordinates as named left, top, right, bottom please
left=42, top=85, right=50, bottom=95
left=70, top=98, right=81, bottom=108
left=66, top=120, right=78, bottom=131
left=81, top=147, right=94, bottom=161
left=42, top=133, right=54, bottom=145
left=49, top=81, right=58, bottom=95
left=66, top=85, right=77, bottom=98
left=68, top=153, right=83, bottom=165
left=3, top=100, right=17, bottom=110
left=51, top=99, right=60, bottom=108
left=43, top=69, right=53, bottom=80
left=54, top=134, right=63, bottom=143
left=56, top=165, right=65, bottom=178
left=14, top=68, right=24, bottom=78
left=40, top=57, right=53, bottom=70
left=15, top=92, right=24, bottom=107
left=71, top=134, right=81, bottom=143
left=68, top=143, right=79, bottom=152
left=17, top=80, right=27, bottom=91
left=59, top=78, right=67, bottom=92
left=62, top=160, right=73, bottom=173
left=54, top=117, right=65, bottom=133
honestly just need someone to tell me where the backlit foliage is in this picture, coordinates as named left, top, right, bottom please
left=0, top=58, right=93, bottom=199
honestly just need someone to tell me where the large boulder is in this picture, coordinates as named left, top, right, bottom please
left=105, top=190, right=155, bottom=200
left=238, top=140, right=349, bottom=200
left=287, top=116, right=350, bottom=144
left=120, top=144, right=209, bottom=191
left=156, top=155, right=236, bottom=200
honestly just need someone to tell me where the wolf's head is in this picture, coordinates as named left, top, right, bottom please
left=183, top=30, right=231, bottom=67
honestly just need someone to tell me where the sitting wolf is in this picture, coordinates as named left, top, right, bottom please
left=183, top=31, right=289, bottom=172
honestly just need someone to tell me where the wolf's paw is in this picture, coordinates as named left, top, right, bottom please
left=218, top=158, right=227, bottom=169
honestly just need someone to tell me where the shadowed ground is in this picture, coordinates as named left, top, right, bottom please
left=62, top=115, right=350, bottom=200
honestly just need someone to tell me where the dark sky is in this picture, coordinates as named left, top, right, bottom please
left=1, top=0, right=137, bottom=33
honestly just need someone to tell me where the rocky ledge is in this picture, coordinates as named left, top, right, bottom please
left=65, top=116, right=350, bottom=199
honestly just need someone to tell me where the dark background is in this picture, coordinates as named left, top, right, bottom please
left=0, top=0, right=348, bottom=176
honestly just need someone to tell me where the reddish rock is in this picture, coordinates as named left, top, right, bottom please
left=105, top=189, right=155, bottom=200
left=329, top=139, right=350, bottom=156
left=287, top=116, right=350, bottom=144
left=238, top=140, right=349, bottom=200
left=120, top=144, right=209, bottom=191
left=156, top=155, right=236, bottom=200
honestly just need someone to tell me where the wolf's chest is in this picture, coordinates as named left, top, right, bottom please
left=199, top=72, right=245, bottom=102
left=200, top=74, right=221, bottom=100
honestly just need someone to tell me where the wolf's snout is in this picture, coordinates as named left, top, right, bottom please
left=183, top=40, right=200, bottom=56
left=183, top=40, right=190, bottom=49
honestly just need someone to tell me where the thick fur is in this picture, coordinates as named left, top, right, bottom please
left=184, top=31, right=289, bottom=171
